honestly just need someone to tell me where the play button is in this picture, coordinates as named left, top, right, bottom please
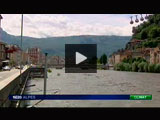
left=76, top=52, right=87, bottom=64
left=65, top=44, right=97, bottom=73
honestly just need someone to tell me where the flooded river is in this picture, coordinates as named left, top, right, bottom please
left=24, top=69, right=160, bottom=107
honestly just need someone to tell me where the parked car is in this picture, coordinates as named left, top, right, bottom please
left=2, top=66, right=11, bottom=71
left=2, top=60, right=11, bottom=71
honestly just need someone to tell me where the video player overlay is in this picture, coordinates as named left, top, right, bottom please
left=65, top=44, right=97, bottom=73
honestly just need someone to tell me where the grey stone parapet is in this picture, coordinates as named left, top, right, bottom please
left=0, top=67, right=29, bottom=107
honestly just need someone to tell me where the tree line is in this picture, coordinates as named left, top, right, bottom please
left=97, top=53, right=108, bottom=65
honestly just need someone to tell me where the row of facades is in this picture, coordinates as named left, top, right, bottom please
left=109, top=39, right=160, bottom=65
left=0, top=41, right=45, bottom=69
left=0, top=41, right=66, bottom=69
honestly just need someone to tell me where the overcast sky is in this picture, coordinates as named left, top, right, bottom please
left=1, top=14, right=146, bottom=38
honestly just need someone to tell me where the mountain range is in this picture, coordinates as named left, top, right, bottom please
left=0, top=29, right=131, bottom=57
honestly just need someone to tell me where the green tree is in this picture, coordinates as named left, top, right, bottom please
left=148, top=64, right=156, bottom=73
left=124, top=63, right=132, bottom=71
left=100, top=56, right=103, bottom=64
left=138, top=62, right=146, bottom=72
left=155, top=64, right=160, bottom=73
left=122, top=58, right=127, bottom=63
left=153, top=14, right=160, bottom=24
left=117, top=63, right=125, bottom=71
left=132, top=62, right=139, bottom=72
left=100, top=54, right=107, bottom=65
left=97, top=58, right=100, bottom=64
left=144, top=63, right=149, bottom=72
left=142, top=40, right=159, bottom=48
left=149, top=27, right=160, bottom=38
left=140, top=30, right=148, bottom=39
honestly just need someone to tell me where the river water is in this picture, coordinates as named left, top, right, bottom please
left=24, top=68, right=160, bottom=107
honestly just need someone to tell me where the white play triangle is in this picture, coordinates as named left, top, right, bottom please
left=76, top=52, right=87, bottom=64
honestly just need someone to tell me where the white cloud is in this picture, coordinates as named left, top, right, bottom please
left=1, top=14, right=135, bottom=38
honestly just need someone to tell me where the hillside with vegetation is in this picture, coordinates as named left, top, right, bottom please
left=132, top=14, right=160, bottom=49
left=114, top=14, right=160, bottom=73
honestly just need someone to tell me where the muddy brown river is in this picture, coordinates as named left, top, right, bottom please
left=25, top=69, right=160, bottom=107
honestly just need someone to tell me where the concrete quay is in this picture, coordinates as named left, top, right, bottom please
left=0, top=66, right=29, bottom=107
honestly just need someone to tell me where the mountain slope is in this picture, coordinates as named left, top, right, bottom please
left=0, top=29, right=131, bottom=57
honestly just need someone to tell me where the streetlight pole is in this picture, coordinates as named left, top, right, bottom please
left=44, top=53, right=48, bottom=95
left=20, top=14, right=23, bottom=84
